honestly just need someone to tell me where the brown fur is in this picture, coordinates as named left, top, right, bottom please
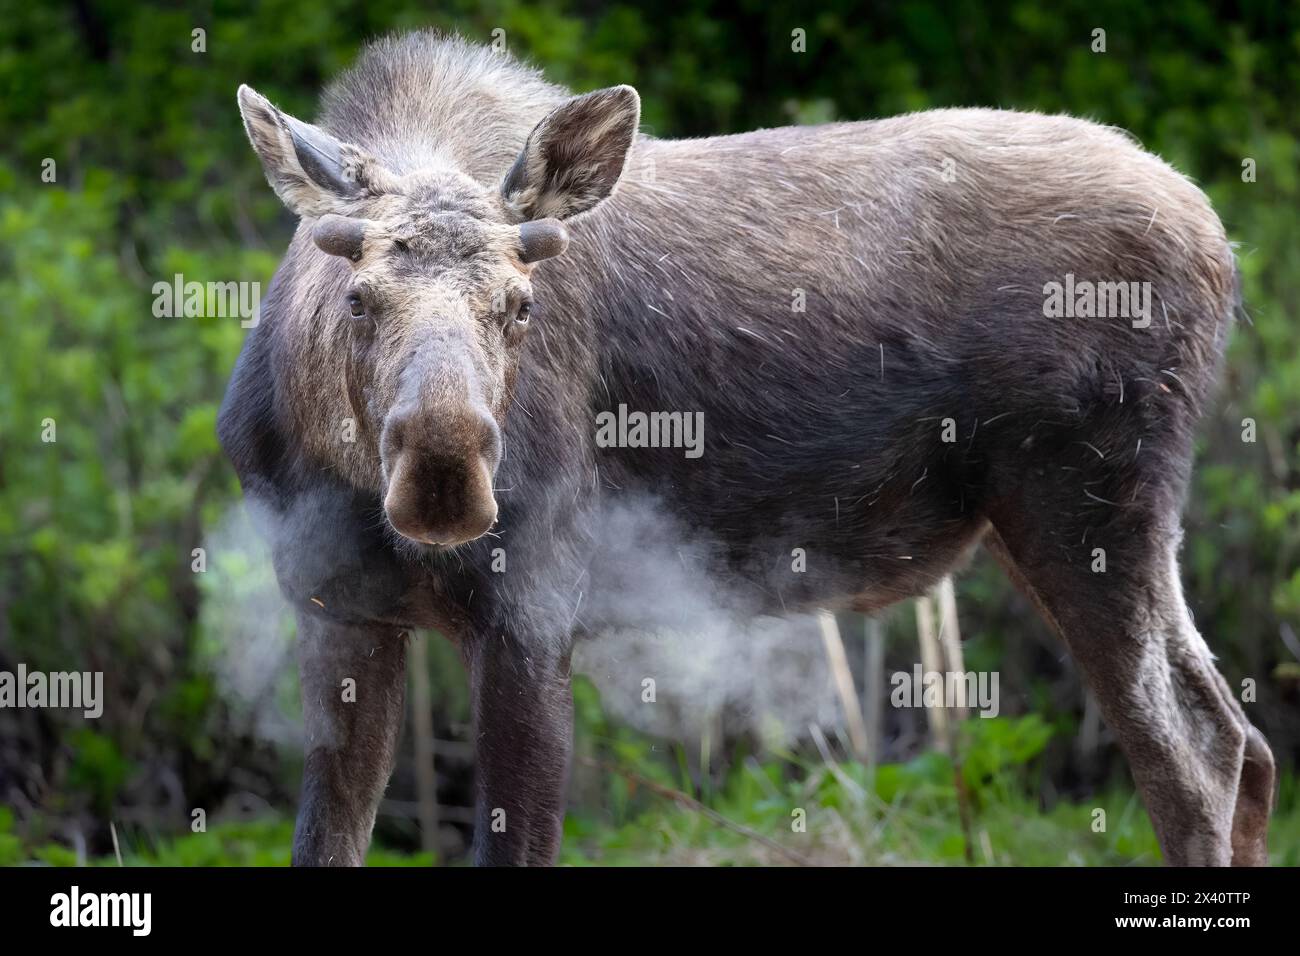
left=219, top=32, right=1273, bottom=866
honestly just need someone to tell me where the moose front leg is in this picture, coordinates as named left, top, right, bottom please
left=466, top=634, right=574, bottom=866
left=292, top=611, right=408, bottom=866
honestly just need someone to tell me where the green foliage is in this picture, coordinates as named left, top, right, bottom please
left=109, top=819, right=434, bottom=867
left=558, top=722, right=1163, bottom=866
left=959, top=714, right=1054, bottom=805
left=0, top=808, right=21, bottom=866
left=564, top=684, right=1295, bottom=866
left=65, top=729, right=134, bottom=814
left=6, top=818, right=434, bottom=866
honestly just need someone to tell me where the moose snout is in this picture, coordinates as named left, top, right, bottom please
left=380, top=405, right=501, bottom=547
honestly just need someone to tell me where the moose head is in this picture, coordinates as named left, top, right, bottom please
left=237, top=82, right=639, bottom=547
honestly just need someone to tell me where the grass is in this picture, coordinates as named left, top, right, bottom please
left=5, top=685, right=1295, bottom=867
left=558, top=752, right=1170, bottom=867
left=2, top=815, right=433, bottom=867
left=5, top=745, right=1296, bottom=866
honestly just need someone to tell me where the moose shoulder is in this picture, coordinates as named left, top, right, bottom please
left=218, top=32, right=1273, bottom=867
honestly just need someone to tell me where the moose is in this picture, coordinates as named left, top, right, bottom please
left=219, top=31, right=1273, bottom=866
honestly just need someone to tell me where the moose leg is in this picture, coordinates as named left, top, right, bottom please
left=986, top=502, right=1272, bottom=866
left=292, top=612, right=408, bottom=866
left=1229, top=715, right=1275, bottom=865
left=465, top=633, right=574, bottom=866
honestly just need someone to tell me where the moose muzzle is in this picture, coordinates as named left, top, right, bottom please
left=380, top=400, right=501, bottom=548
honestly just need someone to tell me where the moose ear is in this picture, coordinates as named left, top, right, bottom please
left=237, top=84, right=380, bottom=217
left=500, top=85, right=640, bottom=222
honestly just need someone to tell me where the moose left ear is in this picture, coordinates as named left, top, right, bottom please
left=237, top=84, right=386, bottom=218
left=500, top=85, right=641, bottom=222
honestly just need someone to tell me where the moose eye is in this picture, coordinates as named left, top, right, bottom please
left=500, top=295, right=533, bottom=339
left=346, top=293, right=365, bottom=318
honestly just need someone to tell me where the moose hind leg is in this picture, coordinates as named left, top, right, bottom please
left=1229, top=709, right=1275, bottom=865
left=987, top=502, right=1266, bottom=866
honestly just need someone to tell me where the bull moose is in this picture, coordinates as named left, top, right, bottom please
left=218, top=31, right=1273, bottom=866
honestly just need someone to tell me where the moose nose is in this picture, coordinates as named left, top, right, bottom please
left=381, top=406, right=501, bottom=547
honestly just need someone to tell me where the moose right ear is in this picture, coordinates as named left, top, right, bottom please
left=237, top=84, right=383, bottom=217
left=500, top=85, right=641, bottom=222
